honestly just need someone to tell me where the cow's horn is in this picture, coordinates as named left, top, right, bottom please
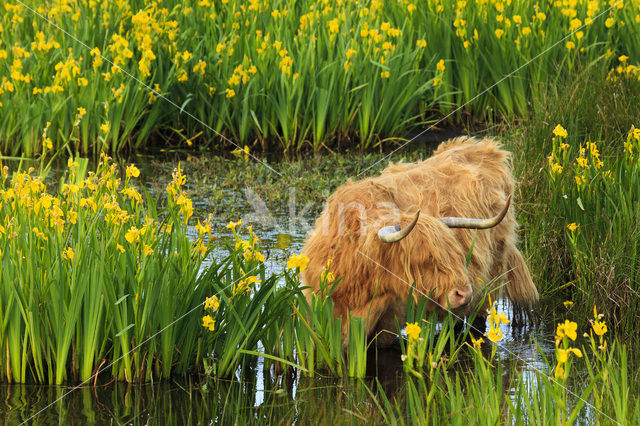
left=438, top=195, right=511, bottom=229
left=378, top=210, right=421, bottom=243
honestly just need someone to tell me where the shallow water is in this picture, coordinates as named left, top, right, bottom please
left=0, top=298, right=566, bottom=425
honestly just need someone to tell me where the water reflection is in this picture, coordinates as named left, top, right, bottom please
left=0, top=296, right=597, bottom=425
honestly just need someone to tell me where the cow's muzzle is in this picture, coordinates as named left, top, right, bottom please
left=444, top=283, right=473, bottom=309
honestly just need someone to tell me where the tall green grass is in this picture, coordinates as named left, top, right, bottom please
left=0, top=155, right=219, bottom=384
left=507, top=56, right=640, bottom=332
left=2, top=0, right=640, bottom=154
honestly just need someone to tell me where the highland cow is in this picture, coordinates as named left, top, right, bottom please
left=301, top=137, right=538, bottom=346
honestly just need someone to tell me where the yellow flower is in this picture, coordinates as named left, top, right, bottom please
left=494, top=311, right=510, bottom=325
left=192, top=59, right=207, bottom=76
left=202, top=315, right=216, bottom=331
left=287, top=253, right=310, bottom=271
left=116, top=244, right=125, bottom=253
left=487, top=327, right=503, bottom=343
left=405, top=322, right=421, bottom=340
left=195, top=220, right=211, bottom=236
left=563, top=300, right=574, bottom=308
left=566, top=41, right=575, bottom=50
left=551, top=163, right=563, bottom=174
left=126, top=164, right=140, bottom=178
left=235, top=239, right=251, bottom=250
left=569, top=18, right=582, bottom=30
left=67, top=158, right=79, bottom=169
left=567, top=223, right=579, bottom=232
left=125, top=226, right=140, bottom=243
left=605, top=17, right=615, bottom=28
left=553, top=124, right=568, bottom=138
left=494, top=29, right=504, bottom=39
left=416, top=39, right=426, bottom=48
left=226, top=219, right=241, bottom=231
left=225, top=88, right=236, bottom=98
left=243, top=249, right=265, bottom=263
left=231, top=145, right=250, bottom=160
left=62, top=247, right=74, bottom=261
left=204, top=295, right=220, bottom=311
left=234, top=275, right=261, bottom=296
left=556, top=320, right=578, bottom=341
left=67, top=210, right=78, bottom=225
left=559, top=347, right=582, bottom=363
left=436, top=59, right=445, bottom=73
left=592, top=320, right=607, bottom=336
left=194, top=240, right=207, bottom=257
left=244, top=275, right=261, bottom=286
left=557, top=348, right=570, bottom=363
left=471, top=336, right=484, bottom=348
left=380, top=70, right=390, bottom=79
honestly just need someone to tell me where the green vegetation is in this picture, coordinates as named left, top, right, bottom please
left=373, top=307, right=640, bottom=425
left=1, top=0, right=640, bottom=154
left=4, top=0, right=640, bottom=423
left=0, top=158, right=371, bottom=384
left=0, top=155, right=218, bottom=384
left=507, top=58, right=640, bottom=332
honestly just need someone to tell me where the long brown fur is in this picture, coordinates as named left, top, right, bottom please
left=301, top=137, right=538, bottom=344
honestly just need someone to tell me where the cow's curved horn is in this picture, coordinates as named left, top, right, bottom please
left=378, top=210, right=421, bottom=243
left=438, top=195, right=511, bottom=229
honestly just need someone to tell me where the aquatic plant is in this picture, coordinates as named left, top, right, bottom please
left=544, top=119, right=640, bottom=328
left=199, top=223, right=302, bottom=378
left=2, top=0, right=640, bottom=154
left=0, top=154, right=215, bottom=384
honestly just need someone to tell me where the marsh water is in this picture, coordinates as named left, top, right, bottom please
left=0, top=152, right=607, bottom=424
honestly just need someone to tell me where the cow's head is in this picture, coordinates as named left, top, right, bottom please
left=376, top=196, right=511, bottom=312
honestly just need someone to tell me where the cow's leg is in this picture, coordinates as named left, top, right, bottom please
left=343, top=293, right=395, bottom=347
left=505, top=248, right=538, bottom=307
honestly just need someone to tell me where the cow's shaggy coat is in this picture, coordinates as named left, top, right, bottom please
left=301, top=137, right=538, bottom=345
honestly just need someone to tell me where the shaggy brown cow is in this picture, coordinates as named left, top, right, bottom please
left=301, top=137, right=538, bottom=345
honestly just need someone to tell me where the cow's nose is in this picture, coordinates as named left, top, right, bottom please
left=447, top=284, right=473, bottom=308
